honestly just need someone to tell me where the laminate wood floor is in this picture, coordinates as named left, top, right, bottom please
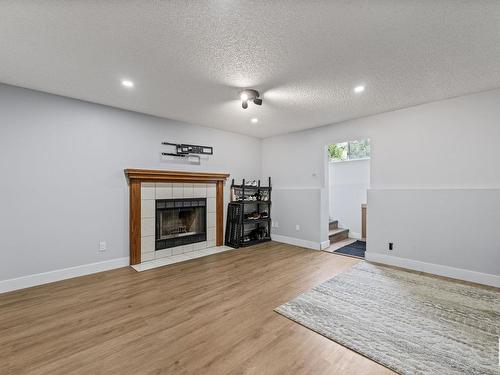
left=0, top=242, right=394, bottom=375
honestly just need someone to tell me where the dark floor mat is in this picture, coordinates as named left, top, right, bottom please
left=333, top=240, right=366, bottom=258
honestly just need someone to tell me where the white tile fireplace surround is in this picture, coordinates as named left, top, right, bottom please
left=140, top=182, right=218, bottom=263
left=125, top=169, right=229, bottom=266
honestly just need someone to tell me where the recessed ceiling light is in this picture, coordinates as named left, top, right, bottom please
left=251, top=118, right=259, bottom=124
left=354, top=85, right=365, bottom=93
left=121, top=79, right=134, bottom=88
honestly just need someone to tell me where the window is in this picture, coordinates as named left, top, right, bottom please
left=328, top=138, right=370, bottom=162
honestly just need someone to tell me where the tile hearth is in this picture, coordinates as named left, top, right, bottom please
left=132, top=245, right=233, bottom=272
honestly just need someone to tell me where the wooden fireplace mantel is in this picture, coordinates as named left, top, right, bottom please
left=125, top=169, right=230, bottom=265
left=125, top=169, right=230, bottom=183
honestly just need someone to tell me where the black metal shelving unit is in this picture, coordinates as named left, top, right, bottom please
left=225, top=177, right=272, bottom=248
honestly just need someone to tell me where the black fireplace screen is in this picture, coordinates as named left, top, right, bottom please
left=155, top=198, right=207, bottom=250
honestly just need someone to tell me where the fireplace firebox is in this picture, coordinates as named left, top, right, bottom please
left=155, top=198, right=207, bottom=250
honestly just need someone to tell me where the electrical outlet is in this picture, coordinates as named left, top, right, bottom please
left=274, top=221, right=279, bottom=228
left=388, top=242, right=393, bottom=251
left=295, top=224, right=300, bottom=231
left=99, top=241, right=107, bottom=252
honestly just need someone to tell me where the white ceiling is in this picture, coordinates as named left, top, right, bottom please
left=1, top=1, right=500, bottom=138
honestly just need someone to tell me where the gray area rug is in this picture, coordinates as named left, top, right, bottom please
left=275, top=262, right=500, bottom=375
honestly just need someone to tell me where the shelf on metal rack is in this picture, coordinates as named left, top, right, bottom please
left=225, top=177, right=272, bottom=249
left=243, top=217, right=271, bottom=224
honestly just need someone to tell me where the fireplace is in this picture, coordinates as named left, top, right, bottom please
left=125, top=169, right=229, bottom=265
left=155, top=198, right=207, bottom=250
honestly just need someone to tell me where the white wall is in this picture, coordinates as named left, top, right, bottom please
left=0, top=84, right=261, bottom=283
left=2, top=83, right=500, bottom=288
left=329, top=159, right=370, bottom=237
left=272, top=188, right=321, bottom=242
left=262, top=88, right=500, bottom=286
left=367, top=189, right=500, bottom=278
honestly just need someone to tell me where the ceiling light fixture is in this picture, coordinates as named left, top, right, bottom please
left=354, top=85, right=365, bottom=93
left=121, top=79, right=134, bottom=88
left=251, top=118, right=259, bottom=124
left=239, top=89, right=262, bottom=109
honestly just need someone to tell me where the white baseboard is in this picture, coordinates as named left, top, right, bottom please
left=0, top=257, right=130, bottom=294
left=365, top=252, right=500, bottom=288
left=320, top=240, right=331, bottom=250
left=349, top=231, right=362, bottom=240
left=273, top=234, right=322, bottom=251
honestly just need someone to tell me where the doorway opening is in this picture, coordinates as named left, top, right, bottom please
left=325, top=138, right=370, bottom=258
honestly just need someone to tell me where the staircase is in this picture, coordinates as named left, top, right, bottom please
left=329, top=220, right=349, bottom=244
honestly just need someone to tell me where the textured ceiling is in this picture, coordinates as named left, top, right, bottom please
left=1, top=1, right=500, bottom=138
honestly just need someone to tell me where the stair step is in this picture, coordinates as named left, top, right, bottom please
left=329, top=220, right=338, bottom=230
left=329, top=227, right=349, bottom=244
left=329, top=228, right=348, bottom=236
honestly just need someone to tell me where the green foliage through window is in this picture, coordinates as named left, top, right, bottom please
left=328, top=139, right=370, bottom=161
left=328, top=143, right=347, bottom=160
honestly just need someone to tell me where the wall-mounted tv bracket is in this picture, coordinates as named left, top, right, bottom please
left=161, top=142, right=213, bottom=158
